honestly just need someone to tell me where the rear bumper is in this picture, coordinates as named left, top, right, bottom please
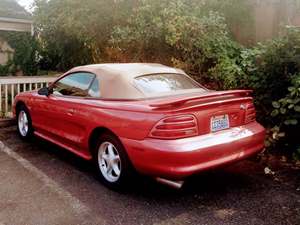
left=121, top=122, right=265, bottom=180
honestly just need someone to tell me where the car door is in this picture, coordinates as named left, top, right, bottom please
left=33, top=72, right=100, bottom=149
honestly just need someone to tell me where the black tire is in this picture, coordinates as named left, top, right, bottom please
left=16, top=104, right=34, bottom=140
left=93, top=133, right=134, bottom=190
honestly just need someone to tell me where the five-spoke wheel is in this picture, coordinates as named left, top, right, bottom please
left=98, top=141, right=121, bottom=183
left=94, top=133, right=134, bottom=189
left=16, top=105, right=33, bottom=140
left=18, top=110, right=29, bottom=137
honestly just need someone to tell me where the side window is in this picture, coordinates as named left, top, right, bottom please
left=88, top=78, right=101, bottom=98
left=52, top=72, right=95, bottom=97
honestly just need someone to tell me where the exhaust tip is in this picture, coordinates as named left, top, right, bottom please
left=156, top=177, right=184, bottom=189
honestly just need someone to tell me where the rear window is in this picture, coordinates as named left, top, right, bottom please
left=134, top=73, right=201, bottom=94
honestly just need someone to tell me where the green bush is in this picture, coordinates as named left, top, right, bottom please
left=268, top=74, right=300, bottom=158
left=33, top=0, right=300, bottom=157
left=34, top=0, right=248, bottom=73
left=0, top=31, right=38, bottom=75
left=0, top=61, right=12, bottom=76
left=271, top=75, right=300, bottom=126
left=33, top=0, right=135, bottom=71
left=110, top=0, right=241, bottom=85
left=215, top=27, right=300, bottom=156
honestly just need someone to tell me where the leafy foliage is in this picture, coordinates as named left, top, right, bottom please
left=271, top=75, right=300, bottom=126
left=33, top=0, right=300, bottom=156
left=199, top=0, right=255, bottom=43
left=0, top=62, right=12, bottom=76
left=33, top=0, right=249, bottom=73
left=214, top=27, right=300, bottom=156
left=34, top=0, right=136, bottom=70
left=0, top=31, right=38, bottom=75
left=110, top=0, right=241, bottom=86
left=267, top=75, right=300, bottom=158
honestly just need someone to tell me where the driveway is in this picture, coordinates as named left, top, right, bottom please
left=0, top=126, right=299, bottom=225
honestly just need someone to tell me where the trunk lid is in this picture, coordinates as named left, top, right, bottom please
left=148, top=90, right=255, bottom=135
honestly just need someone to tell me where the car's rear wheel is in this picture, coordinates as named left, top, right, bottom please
left=94, top=133, right=134, bottom=190
left=17, top=105, right=33, bottom=140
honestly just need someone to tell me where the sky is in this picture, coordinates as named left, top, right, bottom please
left=17, top=0, right=34, bottom=11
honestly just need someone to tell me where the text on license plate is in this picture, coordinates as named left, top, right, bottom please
left=211, top=114, right=229, bottom=132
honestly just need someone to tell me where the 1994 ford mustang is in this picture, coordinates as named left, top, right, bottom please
left=13, top=63, right=265, bottom=189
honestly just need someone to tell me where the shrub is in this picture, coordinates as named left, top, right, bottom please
left=268, top=74, right=300, bottom=158
left=0, top=61, right=12, bottom=76
left=33, top=0, right=300, bottom=156
left=271, top=75, right=300, bottom=126
left=0, top=31, right=38, bottom=75
left=33, top=0, right=135, bottom=71
left=215, top=27, right=300, bottom=156
left=110, top=0, right=241, bottom=85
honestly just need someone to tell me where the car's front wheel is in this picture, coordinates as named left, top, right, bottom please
left=17, top=105, right=33, bottom=140
left=94, top=133, right=134, bottom=190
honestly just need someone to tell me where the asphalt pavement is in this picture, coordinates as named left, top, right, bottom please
left=0, top=126, right=299, bottom=225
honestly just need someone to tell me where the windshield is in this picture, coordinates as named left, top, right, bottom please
left=134, top=73, right=204, bottom=95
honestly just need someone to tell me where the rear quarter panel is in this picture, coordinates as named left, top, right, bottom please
left=83, top=104, right=164, bottom=141
left=40, top=98, right=167, bottom=151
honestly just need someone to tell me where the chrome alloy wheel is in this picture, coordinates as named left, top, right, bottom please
left=18, top=110, right=29, bottom=137
left=98, top=141, right=121, bottom=183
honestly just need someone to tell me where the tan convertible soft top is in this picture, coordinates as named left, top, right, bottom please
left=66, top=63, right=190, bottom=99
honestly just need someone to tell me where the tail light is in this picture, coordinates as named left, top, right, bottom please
left=149, top=115, right=198, bottom=139
left=245, top=103, right=256, bottom=123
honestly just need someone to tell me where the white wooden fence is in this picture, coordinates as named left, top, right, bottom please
left=0, top=76, right=57, bottom=117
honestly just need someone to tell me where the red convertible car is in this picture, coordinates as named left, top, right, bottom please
left=14, top=63, right=265, bottom=189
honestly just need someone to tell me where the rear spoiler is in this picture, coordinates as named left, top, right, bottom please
left=149, top=90, right=253, bottom=108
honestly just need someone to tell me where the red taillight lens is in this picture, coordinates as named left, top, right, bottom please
left=149, top=115, right=198, bottom=139
left=245, top=103, right=256, bottom=123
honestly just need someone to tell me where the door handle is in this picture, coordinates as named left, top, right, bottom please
left=67, top=109, right=75, bottom=116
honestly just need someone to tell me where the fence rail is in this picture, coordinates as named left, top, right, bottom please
left=0, top=76, right=57, bottom=118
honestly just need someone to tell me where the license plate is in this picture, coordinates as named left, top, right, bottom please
left=211, top=115, right=229, bottom=132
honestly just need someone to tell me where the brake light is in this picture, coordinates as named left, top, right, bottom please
left=245, top=103, right=256, bottom=123
left=149, top=115, right=198, bottom=139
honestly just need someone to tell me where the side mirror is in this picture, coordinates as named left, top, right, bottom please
left=38, top=87, right=50, bottom=96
